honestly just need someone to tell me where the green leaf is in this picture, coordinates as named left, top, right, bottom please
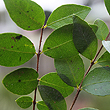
left=39, top=72, right=74, bottom=97
left=54, top=55, right=84, bottom=87
left=0, top=33, right=35, bottom=67
left=97, top=51, right=110, bottom=67
left=102, top=40, right=110, bottom=53
left=79, top=108, right=98, bottom=110
left=47, top=4, right=91, bottom=29
left=89, top=24, right=98, bottom=33
left=4, top=0, right=45, bottom=30
left=43, top=24, right=78, bottom=59
left=15, top=96, right=32, bottom=109
left=38, top=85, right=67, bottom=110
left=3, top=68, right=38, bottom=95
left=94, top=19, right=109, bottom=40
left=73, top=15, right=98, bottom=60
left=104, top=0, right=110, bottom=15
left=37, top=101, right=49, bottom=110
left=82, top=67, right=110, bottom=96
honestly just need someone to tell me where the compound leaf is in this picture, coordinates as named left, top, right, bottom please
left=15, top=96, right=32, bottom=109
left=94, top=19, right=109, bottom=40
left=47, top=4, right=91, bottom=29
left=73, top=15, right=98, bottom=60
left=82, top=67, right=110, bottom=96
left=39, top=72, right=74, bottom=97
left=3, top=68, right=38, bottom=95
left=54, top=55, right=84, bottom=87
left=104, top=0, right=110, bottom=15
left=4, top=0, right=45, bottom=30
left=97, top=51, right=110, bottom=67
left=38, top=85, right=67, bottom=110
left=37, top=101, right=49, bottom=110
left=43, top=24, right=78, bottom=59
left=0, top=33, right=35, bottom=67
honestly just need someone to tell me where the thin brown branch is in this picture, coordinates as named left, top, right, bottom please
left=33, top=26, right=44, bottom=110
left=69, top=44, right=104, bottom=110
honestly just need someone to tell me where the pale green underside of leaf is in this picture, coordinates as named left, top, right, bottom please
left=4, top=0, right=45, bottom=30
left=94, top=19, right=109, bottom=40
left=3, top=68, right=38, bottom=95
left=37, top=101, right=49, bottom=110
left=98, top=51, right=110, bottom=67
left=82, top=67, right=110, bottom=96
left=0, top=33, right=35, bottom=67
left=79, top=108, right=98, bottom=110
left=54, top=55, right=85, bottom=87
left=89, top=24, right=98, bottom=33
left=38, top=85, right=67, bottom=110
left=43, top=24, right=79, bottom=59
left=47, top=4, right=91, bottom=29
left=73, top=15, right=98, bottom=60
left=39, top=72, right=74, bottom=97
left=102, top=40, right=110, bottom=54
left=16, top=96, right=32, bottom=109
left=104, top=0, right=110, bottom=15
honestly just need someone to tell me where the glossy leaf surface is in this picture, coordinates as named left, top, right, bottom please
left=73, top=15, right=97, bottom=60
left=37, top=101, right=49, bottom=110
left=0, top=33, right=35, bottom=67
left=16, top=96, right=32, bottom=109
left=4, top=0, right=45, bottom=30
left=55, top=55, right=84, bottom=87
left=82, top=67, right=110, bottom=96
left=3, top=68, right=38, bottom=95
left=38, top=85, right=67, bottom=110
left=39, top=72, right=74, bottom=97
left=47, top=4, right=91, bottom=29
left=98, top=51, right=110, bottom=67
left=102, top=40, right=110, bottom=53
left=79, top=108, right=98, bottom=110
left=43, top=24, right=78, bottom=59
left=94, top=19, right=109, bottom=40
left=104, top=0, right=110, bottom=15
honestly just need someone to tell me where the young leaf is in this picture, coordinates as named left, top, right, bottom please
left=94, top=19, right=109, bottom=40
left=15, top=96, right=32, bottom=109
left=97, top=51, right=110, bottom=67
left=37, top=101, right=49, bottom=110
left=54, top=55, right=84, bottom=87
left=3, top=68, right=38, bottom=95
left=0, top=33, right=35, bottom=67
left=43, top=24, right=78, bottom=59
left=79, top=108, right=98, bottom=110
left=47, top=4, right=91, bottom=29
left=104, top=0, right=110, bottom=15
left=73, top=15, right=98, bottom=60
left=4, top=0, right=45, bottom=30
left=39, top=72, right=74, bottom=97
left=82, top=67, right=110, bottom=96
left=102, top=40, right=110, bottom=53
left=38, top=85, right=67, bottom=110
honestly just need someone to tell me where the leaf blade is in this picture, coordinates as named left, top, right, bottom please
left=82, top=67, right=110, bottom=96
left=16, top=96, right=32, bottom=109
left=38, top=85, right=67, bottom=110
left=73, top=15, right=98, bottom=60
left=4, top=0, right=45, bottom=30
left=3, top=68, right=38, bottom=95
left=37, top=101, right=49, bottom=110
left=0, top=33, right=35, bottom=67
left=47, top=4, right=91, bottom=29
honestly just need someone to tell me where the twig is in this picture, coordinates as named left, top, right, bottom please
left=69, top=44, right=104, bottom=110
left=33, top=26, right=44, bottom=110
